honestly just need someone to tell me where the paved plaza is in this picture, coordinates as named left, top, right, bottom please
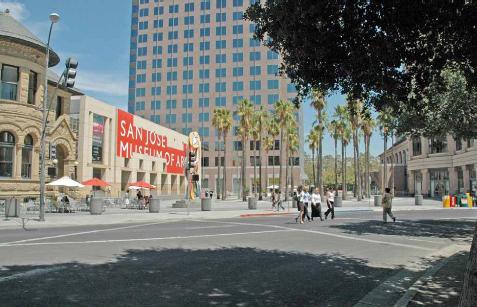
left=0, top=205, right=475, bottom=306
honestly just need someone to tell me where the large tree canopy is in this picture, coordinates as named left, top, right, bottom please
left=245, top=0, right=477, bottom=115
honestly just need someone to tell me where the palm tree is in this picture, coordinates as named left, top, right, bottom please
left=237, top=99, right=254, bottom=201
left=310, top=89, right=326, bottom=198
left=328, top=119, right=340, bottom=189
left=361, top=108, right=375, bottom=198
left=347, top=97, right=363, bottom=201
left=255, top=106, right=269, bottom=200
left=377, top=107, right=394, bottom=194
left=212, top=108, right=223, bottom=199
left=306, top=128, right=319, bottom=186
left=267, top=118, right=280, bottom=189
left=335, top=105, right=349, bottom=199
left=250, top=116, right=260, bottom=198
left=221, top=109, right=232, bottom=200
left=263, top=135, right=275, bottom=192
left=288, top=126, right=299, bottom=197
left=275, top=100, right=295, bottom=200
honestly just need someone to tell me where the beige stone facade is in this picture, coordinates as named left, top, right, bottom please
left=0, top=12, right=79, bottom=199
left=380, top=136, right=477, bottom=198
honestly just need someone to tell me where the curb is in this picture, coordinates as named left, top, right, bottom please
left=239, top=212, right=295, bottom=218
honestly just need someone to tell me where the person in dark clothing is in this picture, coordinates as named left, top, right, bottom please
left=324, top=188, right=335, bottom=220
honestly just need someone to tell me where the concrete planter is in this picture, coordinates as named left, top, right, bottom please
left=149, top=199, right=160, bottom=213
left=415, top=194, right=423, bottom=206
left=201, top=198, right=212, bottom=211
left=248, top=197, right=257, bottom=210
left=90, top=198, right=103, bottom=215
left=334, top=196, right=342, bottom=207
left=374, top=195, right=382, bottom=207
left=172, top=200, right=187, bottom=208
left=292, top=200, right=297, bottom=208
left=5, top=198, right=19, bottom=217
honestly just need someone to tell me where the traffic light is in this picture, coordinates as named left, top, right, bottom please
left=64, top=57, right=78, bottom=88
left=188, top=151, right=196, bottom=170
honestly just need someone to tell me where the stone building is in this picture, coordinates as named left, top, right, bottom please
left=380, top=135, right=477, bottom=198
left=0, top=10, right=81, bottom=199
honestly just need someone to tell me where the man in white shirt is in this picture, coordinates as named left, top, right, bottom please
left=325, top=188, right=335, bottom=219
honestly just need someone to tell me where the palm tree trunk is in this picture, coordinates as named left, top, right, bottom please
left=265, top=150, right=269, bottom=196
left=342, top=140, right=347, bottom=200
left=312, top=149, right=316, bottom=186
left=290, top=155, right=294, bottom=199
left=365, top=134, right=370, bottom=197
left=258, top=137, right=263, bottom=200
left=242, top=135, right=247, bottom=202
left=353, top=132, right=357, bottom=198
left=383, top=133, right=388, bottom=193
left=285, top=141, right=289, bottom=201
left=391, top=132, right=395, bottom=195
left=319, top=133, right=323, bottom=200
left=253, top=141, right=257, bottom=198
left=355, top=131, right=362, bottom=201
left=334, top=136, right=338, bottom=189
left=217, top=133, right=221, bottom=200
left=222, top=132, right=227, bottom=200
left=279, top=128, right=284, bottom=196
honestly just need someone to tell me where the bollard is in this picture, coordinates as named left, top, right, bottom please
left=201, top=197, right=212, bottom=211
left=149, top=198, right=160, bottom=213
left=248, top=197, right=257, bottom=210
left=90, top=198, right=103, bottom=215
left=374, top=195, right=382, bottom=207
left=334, top=195, right=342, bottom=207
left=415, top=194, right=423, bottom=206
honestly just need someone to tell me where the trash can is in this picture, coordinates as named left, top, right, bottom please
left=335, top=195, right=342, bottom=208
left=90, top=198, right=103, bottom=215
left=461, top=194, right=469, bottom=207
left=467, top=193, right=473, bottom=208
left=5, top=198, right=19, bottom=217
left=201, top=197, right=212, bottom=211
left=292, top=200, right=297, bottom=208
left=442, top=195, right=450, bottom=208
left=374, top=195, right=382, bottom=207
left=248, top=197, right=257, bottom=210
left=450, top=195, right=457, bottom=207
left=149, top=198, right=160, bottom=213
left=415, top=194, right=423, bottom=206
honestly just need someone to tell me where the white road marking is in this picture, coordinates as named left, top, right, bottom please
left=194, top=220, right=436, bottom=251
left=0, top=229, right=295, bottom=247
left=0, top=220, right=175, bottom=246
left=0, top=266, right=66, bottom=283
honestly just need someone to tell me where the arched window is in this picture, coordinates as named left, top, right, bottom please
left=0, top=131, right=15, bottom=177
left=21, top=134, right=33, bottom=178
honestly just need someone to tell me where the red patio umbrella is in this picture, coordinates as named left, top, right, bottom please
left=81, top=178, right=110, bottom=187
left=128, top=181, right=156, bottom=190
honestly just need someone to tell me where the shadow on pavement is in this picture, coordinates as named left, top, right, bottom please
left=1, top=247, right=401, bottom=306
left=408, top=251, right=468, bottom=307
left=329, top=219, right=476, bottom=241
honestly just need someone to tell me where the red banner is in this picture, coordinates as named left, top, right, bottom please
left=116, top=109, right=186, bottom=174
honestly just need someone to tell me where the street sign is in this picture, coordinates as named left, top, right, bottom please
left=49, top=143, right=56, bottom=159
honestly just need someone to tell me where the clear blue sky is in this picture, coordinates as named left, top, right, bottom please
left=1, top=0, right=385, bottom=156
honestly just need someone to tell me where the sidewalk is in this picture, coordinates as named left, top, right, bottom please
left=0, top=197, right=463, bottom=229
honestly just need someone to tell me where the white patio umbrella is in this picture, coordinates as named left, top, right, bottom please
left=267, top=185, right=279, bottom=189
left=127, top=185, right=145, bottom=190
left=47, top=176, right=84, bottom=188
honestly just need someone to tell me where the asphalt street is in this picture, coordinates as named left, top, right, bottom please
left=0, top=209, right=476, bottom=306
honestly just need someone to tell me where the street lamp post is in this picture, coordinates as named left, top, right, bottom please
left=39, top=13, right=60, bottom=222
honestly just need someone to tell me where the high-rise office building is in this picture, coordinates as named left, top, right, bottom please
left=129, top=0, right=305, bottom=195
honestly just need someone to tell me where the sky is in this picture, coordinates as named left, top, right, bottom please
left=0, top=0, right=385, bottom=157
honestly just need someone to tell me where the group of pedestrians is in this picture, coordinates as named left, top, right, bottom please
left=295, top=186, right=335, bottom=224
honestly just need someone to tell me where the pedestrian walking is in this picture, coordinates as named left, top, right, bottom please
left=295, top=186, right=305, bottom=224
left=303, top=187, right=311, bottom=222
left=325, top=188, right=335, bottom=220
left=382, top=187, right=396, bottom=223
left=275, top=189, right=285, bottom=211
left=311, top=188, right=323, bottom=221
